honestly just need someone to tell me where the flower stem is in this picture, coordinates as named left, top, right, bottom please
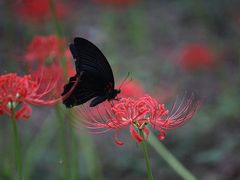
left=24, top=113, right=56, bottom=179
left=78, top=128, right=102, bottom=180
left=49, top=1, right=73, bottom=178
left=10, top=107, right=23, bottom=180
left=55, top=105, right=68, bottom=180
left=139, top=130, right=153, bottom=180
left=147, top=133, right=197, bottom=180
left=49, top=0, right=63, bottom=37
left=70, top=126, right=78, bottom=180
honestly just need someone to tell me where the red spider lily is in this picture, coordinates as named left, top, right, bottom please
left=25, top=35, right=65, bottom=65
left=145, top=94, right=201, bottom=140
left=24, top=35, right=75, bottom=75
left=24, top=35, right=75, bottom=95
left=70, top=94, right=201, bottom=145
left=116, top=79, right=145, bottom=99
left=30, top=65, right=63, bottom=98
left=180, top=43, right=215, bottom=70
left=75, top=80, right=145, bottom=121
left=0, top=73, right=62, bottom=120
left=13, top=0, right=69, bottom=23
left=93, top=0, right=138, bottom=6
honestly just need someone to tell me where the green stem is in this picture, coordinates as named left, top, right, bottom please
left=49, top=0, right=63, bottom=37
left=10, top=107, right=23, bottom=180
left=139, top=130, right=153, bottom=180
left=147, top=133, right=197, bottom=180
left=78, top=128, right=102, bottom=180
left=55, top=105, right=68, bottom=180
left=49, top=0, right=67, bottom=72
left=49, top=0, right=71, bottom=179
left=70, top=127, right=78, bottom=180
left=49, top=1, right=74, bottom=179
left=24, top=113, right=56, bottom=179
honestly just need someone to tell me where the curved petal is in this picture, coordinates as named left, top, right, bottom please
left=114, top=130, right=124, bottom=146
left=158, top=129, right=167, bottom=140
left=15, top=103, right=32, bottom=120
left=130, top=125, right=143, bottom=143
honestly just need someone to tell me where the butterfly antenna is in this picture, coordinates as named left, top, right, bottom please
left=119, top=72, right=131, bottom=89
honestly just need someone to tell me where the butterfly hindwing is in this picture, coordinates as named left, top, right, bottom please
left=62, top=73, right=102, bottom=107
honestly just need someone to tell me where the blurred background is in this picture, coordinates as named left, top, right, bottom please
left=0, top=0, right=240, bottom=179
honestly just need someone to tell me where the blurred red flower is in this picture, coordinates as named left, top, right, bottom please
left=116, top=79, right=145, bottom=98
left=30, top=65, right=63, bottom=96
left=13, top=0, right=68, bottom=23
left=64, top=49, right=75, bottom=77
left=25, top=35, right=75, bottom=96
left=25, top=35, right=64, bottom=65
left=71, top=94, right=201, bottom=145
left=93, top=0, right=137, bottom=6
left=0, top=73, right=61, bottom=120
left=180, top=43, right=215, bottom=70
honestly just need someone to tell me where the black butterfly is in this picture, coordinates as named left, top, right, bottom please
left=61, top=37, right=120, bottom=108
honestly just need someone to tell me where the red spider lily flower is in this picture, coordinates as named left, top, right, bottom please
left=0, top=73, right=62, bottom=120
left=93, top=0, right=138, bottom=6
left=13, top=0, right=69, bottom=23
left=30, top=63, right=75, bottom=97
left=70, top=94, right=201, bottom=145
left=73, top=80, right=146, bottom=121
left=25, top=35, right=75, bottom=75
left=30, top=65, right=63, bottom=98
left=143, top=94, right=201, bottom=140
left=116, top=79, right=145, bottom=99
left=24, top=35, right=75, bottom=95
left=180, top=43, right=215, bottom=70
left=25, top=35, right=65, bottom=65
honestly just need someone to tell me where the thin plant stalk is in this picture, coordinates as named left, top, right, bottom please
left=147, top=133, right=197, bottom=180
left=78, top=128, right=102, bottom=180
left=69, top=127, right=78, bottom=180
left=139, top=130, right=153, bottom=180
left=24, top=113, right=57, bottom=179
left=49, top=0, right=63, bottom=37
left=49, top=1, right=74, bottom=179
left=55, top=105, right=68, bottom=179
left=10, top=104, right=23, bottom=180
left=49, top=2, right=103, bottom=179
left=49, top=0, right=66, bottom=69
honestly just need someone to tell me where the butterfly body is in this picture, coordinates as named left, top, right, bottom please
left=61, top=37, right=120, bottom=108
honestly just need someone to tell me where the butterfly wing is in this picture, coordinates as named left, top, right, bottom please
left=70, top=37, right=115, bottom=87
left=62, top=73, right=104, bottom=108
left=62, top=37, right=115, bottom=108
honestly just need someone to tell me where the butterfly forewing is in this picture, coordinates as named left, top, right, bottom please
left=70, top=37, right=115, bottom=87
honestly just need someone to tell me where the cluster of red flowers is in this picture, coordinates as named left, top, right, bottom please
left=0, top=73, right=60, bottom=120
left=71, top=93, right=201, bottom=145
left=13, top=0, right=69, bottom=23
left=180, top=43, right=215, bottom=71
left=0, top=35, right=75, bottom=120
